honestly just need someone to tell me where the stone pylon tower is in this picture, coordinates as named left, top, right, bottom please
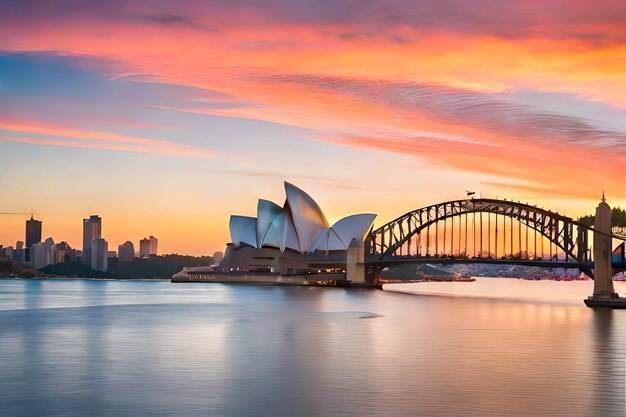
left=592, top=194, right=616, bottom=297
left=346, top=238, right=366, bottom=286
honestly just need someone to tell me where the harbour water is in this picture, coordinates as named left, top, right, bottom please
left=2, top=278, right=626, bottom=416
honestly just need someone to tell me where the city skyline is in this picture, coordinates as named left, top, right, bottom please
left=2, top=0, right=626, bottom=254
left=0, top=213, right=159, bottom=265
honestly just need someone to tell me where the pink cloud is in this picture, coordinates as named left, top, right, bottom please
left=0, top=121, right=221, bottom=160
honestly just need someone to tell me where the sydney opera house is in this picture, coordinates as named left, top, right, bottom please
left=218, top=182, right=376, bottom=281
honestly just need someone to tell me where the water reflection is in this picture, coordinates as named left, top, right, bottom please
left=23, top=279, right=43, bottom=310
left=2, top=279, right=626, bottom=416
left=588, top=309, right=626, bottom=417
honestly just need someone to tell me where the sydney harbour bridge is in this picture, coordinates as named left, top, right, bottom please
left=360, top=197, right=626, bottom=295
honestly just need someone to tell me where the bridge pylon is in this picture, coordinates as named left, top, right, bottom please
left=347, top=239, right=380, bottom=287
left=346, top=239, right=366, bottom=286
left=585, top=196, right=624, bottom=307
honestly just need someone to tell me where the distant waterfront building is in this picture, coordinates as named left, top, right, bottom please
left=13, top=241, right=26, bottom=263
left=83, top=215, right=102, bottom=265
left=30, top=242, right=46, bottom=269
left=0, top=246, right=13, bottom=259
left=90, top=238, right=108, bottom=272
left=139, top=239, right=149, bottom=258
left=44, top=237, right=58, bottom=266
left=139, top=236, right=158, bottom=258
left=25, top=215, right=42, bottom=248
left=149, top=236, right=158, bottom=256
left=56, top=241, right=78, bottom=262
left=30, top=237, right=58, bottom=269
left=25, top=215, right=42, bottom=262
left=118, top=241, right=135, bottom=262
left=212, top=251, right=224, bottom=265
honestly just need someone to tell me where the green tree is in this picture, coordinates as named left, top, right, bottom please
left=578, top=207, right=626, bottom=227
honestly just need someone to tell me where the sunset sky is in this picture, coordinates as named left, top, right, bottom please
left=2, top=0, right=626, bottom=255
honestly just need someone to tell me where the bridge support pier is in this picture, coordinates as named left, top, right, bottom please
left=585, top=196, right=623, bottom=307
left=347, top=239, right=377, bottom=287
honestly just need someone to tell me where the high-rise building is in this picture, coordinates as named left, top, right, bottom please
left=25, top=215, right=42, bottom=261
left=13, top=241, right=26, bottom=263
left=139, top=238, right=149, bottom=258
left=139, top=236, right=158, bottom=258
left=149, top=236, right=158, bottom=256
left=56, top=241, right=67, bottom=261
left=0, top=246, right=13, bottom=259
left=30, top=242, right=46, bottom=269
left=118, top=241, right=135, bottom=262
left=56, top=241, right=75, bottom=263
left=25, top=215, right=42, bottom=248
left=83, top=215, right=102, bottom=264
left=30, top=237, right=57, bottom=269
left=90, top=238, right=108, bottom=272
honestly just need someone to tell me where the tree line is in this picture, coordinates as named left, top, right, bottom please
left=578, top=207, right=626, bottom=227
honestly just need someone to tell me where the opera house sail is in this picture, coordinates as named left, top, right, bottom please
left=221, top=182, right=377, bottom=281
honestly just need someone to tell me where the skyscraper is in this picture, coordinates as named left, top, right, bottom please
left=90, top=238, right=108, bottom=272
left=149, top=236, right=158, bottom=256
left=25, top=215, right=42, bottom=261
left=118, top=241, right=135, bottom=262
left=13, top=241, right=26, bottom=263
left=139, top=236, right=158, bottom=258
left=83, top=215, right=102, bottom=264
left=29, top=242, right=47, bottom=269
left=30, top=237, right=57, bottom=269
left=25, top=215, right=42, bottom=248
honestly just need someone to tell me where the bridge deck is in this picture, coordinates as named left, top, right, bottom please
left=363, top=257, right=597, bottom=270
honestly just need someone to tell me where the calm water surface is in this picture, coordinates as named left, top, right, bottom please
left=1, top=278, right=626, bottom=417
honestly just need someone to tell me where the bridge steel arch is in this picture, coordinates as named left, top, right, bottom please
left=365, top=198, right=594, bottom=268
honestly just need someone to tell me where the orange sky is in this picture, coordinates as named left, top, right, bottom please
left=1, top=0, right=626, bottom=254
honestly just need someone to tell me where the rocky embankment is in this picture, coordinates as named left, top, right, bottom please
left=0, top=258, right=49, bottom=278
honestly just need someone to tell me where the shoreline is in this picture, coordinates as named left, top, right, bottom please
left=0, top=276, right=171, bottom=281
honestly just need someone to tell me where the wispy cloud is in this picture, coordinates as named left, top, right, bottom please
left=3, top=0, right=626, bottom=44
left=260, top=74, right=626, bottom=151
left=202, top=167, right=367, bottom=191
left=194, top=73, right=626, bottom=198
left=0, top=122, right=221, bottom=160
left=2, top=1, right=626, bottom=202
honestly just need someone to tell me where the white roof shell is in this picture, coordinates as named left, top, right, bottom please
left=229, top=215, right=257, bottom=248
left=284, top=182, right=329, bottom=251
left=274, top=209, right=300, bottom=252
left=308, top=213, right=377, bottom=252
left=256, top=199, right=282, bottom=248
left=228, top=182, right=376, bottom=253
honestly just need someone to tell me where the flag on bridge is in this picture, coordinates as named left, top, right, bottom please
left=466, top=191, right=476, bottom=196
